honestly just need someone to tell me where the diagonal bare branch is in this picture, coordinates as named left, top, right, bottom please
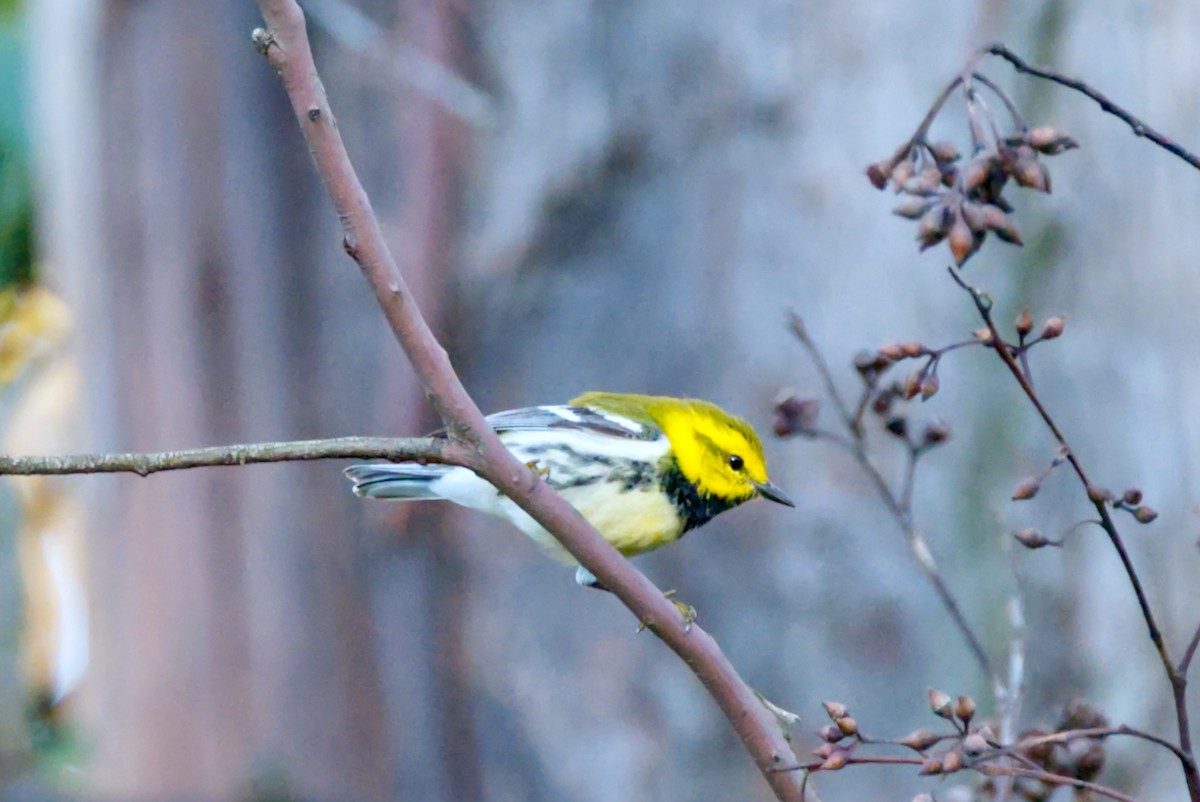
left=250, top=4, right=808, bottom=799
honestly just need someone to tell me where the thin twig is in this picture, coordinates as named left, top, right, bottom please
left=789, top=314, right=994, bottom=680
left=0, top=437, right=453, bottom=477
left=985, top=42, right=1200, bottom=173
left=251, top=6, right=807, bottom=800
left=1181, top=621, right=1200, bottom=676
left=948, top=267, right=1200, bottom=801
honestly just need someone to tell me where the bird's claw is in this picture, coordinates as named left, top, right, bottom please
left=637, top=589, right=697, bottom=634
left=526, top=460, right=550, bottom=479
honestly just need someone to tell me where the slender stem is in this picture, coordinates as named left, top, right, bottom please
left=997, top=766, right=1141, bottom=802
left=0, top=437, right=454, bottom=477
left=970, top=71, right=1026, bottom=130
left=985, top=43, right=1200, bottom=173
left=948, top=267, right=1200, bottom=801
left=790, top=316, right=994, bottom=680
left=1181, top=621, right=1200, bottom=676
left=252, top=5, right=806, bottom=799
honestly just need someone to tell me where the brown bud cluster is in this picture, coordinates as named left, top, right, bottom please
left=866, top=90, right=1077, bottom=267
left=773, top=393, right=821, bottom=438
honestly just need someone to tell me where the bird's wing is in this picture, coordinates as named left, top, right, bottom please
left=482, top=405, right=661, bottom=441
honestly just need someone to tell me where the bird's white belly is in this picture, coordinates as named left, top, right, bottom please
left=432, top=469, right=683, bottom=564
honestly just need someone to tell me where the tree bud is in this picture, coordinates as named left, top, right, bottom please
left=1122, top=487, right=1143, bottom=505
left=962, top=733, right=989, bottom=755
left=836, top=716, right=859, bottom=737
left=1012, top=477, right=1041, bottom=501
left=817, top=724, right=845, bottom=743
left=893, top=197, right=932, bottom=219
left=941, top=750, right=963, bottom=773
left=866, top=161, right=892, bottom=190
left=1134, top=506, right=1158, bottom=524
left=885, top=416, right=909, bottom=438
left=1015, top=309, right=1033, bottom=338
left=898, top=728, right=941, bottom=752
left=1026, top=126, right=1079, bottom=155
left=918, top=754, right=944, bottom=775
left=930, top=140, right=960, bottom=162
left=921, top=421, right=951, bottom=446
left=878, top=343, right=908, bottom=361
left=920, top=373, right=940, bottom=400
left=1040, top=316, right=1065, bottom=340
left=972, top=326, right=993, bottom=345
left=954, top=695, right=976, bottom=724
left=822, top=700, right=847, bottom=720
left=902, top=341, right=926, bottom=358
left=1014, top=528, right=1052, bottom=549
left=820, top=749, right=849, bottom=771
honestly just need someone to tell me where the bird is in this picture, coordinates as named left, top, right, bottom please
left=344, top=392, right=794, bottom=587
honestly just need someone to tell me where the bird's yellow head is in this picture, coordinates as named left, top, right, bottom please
left=572, top=392, right=794, bottom=507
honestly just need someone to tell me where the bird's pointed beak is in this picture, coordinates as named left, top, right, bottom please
left=755, top=480, right=795, bottom=507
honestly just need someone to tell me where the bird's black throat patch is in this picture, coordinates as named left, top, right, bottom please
left=660, top=459, right=739, bottom=533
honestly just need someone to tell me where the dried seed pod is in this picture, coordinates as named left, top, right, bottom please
left=1134, top=506, right=1159, bottom=524
left=930, top=140, right=961, bottom=162
left=871, top=392, right=893, bottom=416
left=878, top=343, right=908, bottom=361
left=892, top=158, right=916, bottom=190
left=822, top=700, right=848, bottom=721
left=1040, top=317, right=1065, bottom=340
left=893, top=197, right=934, bottom=219
left=902, top=371, right=923, bottom=400
left=960, top=157, right=992, bottom=193
left=954, top=695, right=976, bottom=724
left=962, top=732, right=989, bottom=755
left=1012, top=477, right=1041, bottom=501
left=920, top=373, right=940, bottom=400
left=1015, top=309, right=1034, bottom=338
left=1012, top=154, right=1051, bottom=192
left=1076, top=743, right=1106, bottom=780
left=773, top=394, right=821, bottom=438
left=914, top=164, right=944, bottom=194
left=817, top=723, right=845, bottom=743
left=866, top=161, right=893, bottom=190
left=1122, top=487, right=1143, bottom=505
left=916, top=204, right=952, bottom=249
left=1026, top=126, right=1079, bottom=155
left=1014, top=528, right=1052, bottom=549
left=811, top=741, right=837, bottom=760
left=947, top=212, right=976, bottom=265
left=855, top=350, right=892, bottom=376
left=928, top=689, right=954, bottom=719
left=836, top=716, right=859, bottom=737
left=902, top=342, right=926, bottom=358
left=918, top=754, right=944, bottom=775
left=898, top=728, right=942, bottom=752
left=921, top=420, right=951, bottom=446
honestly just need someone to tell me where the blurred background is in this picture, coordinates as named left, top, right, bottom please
left=0, top=0, right=1191, bottom=799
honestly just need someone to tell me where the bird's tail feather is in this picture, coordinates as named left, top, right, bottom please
left=344, top=464, right=449, bottom=500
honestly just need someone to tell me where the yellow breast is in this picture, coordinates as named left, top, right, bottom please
left=518, top=482, right=685, bottom=562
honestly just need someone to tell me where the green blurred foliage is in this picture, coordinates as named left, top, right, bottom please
left=0, top=5, right=33, bottom=290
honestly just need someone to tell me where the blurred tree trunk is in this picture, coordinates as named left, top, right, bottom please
left=29, top=0, right=468, bottom=798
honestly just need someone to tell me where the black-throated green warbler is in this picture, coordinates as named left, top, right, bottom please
left=345, top=392, right=793, bottom=586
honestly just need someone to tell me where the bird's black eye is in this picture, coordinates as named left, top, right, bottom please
left=728, top=454, right=744, bottom=471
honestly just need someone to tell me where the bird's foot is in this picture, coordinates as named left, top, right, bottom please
left=637, top=589, right=697, bottom=634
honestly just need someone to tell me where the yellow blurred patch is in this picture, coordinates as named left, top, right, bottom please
left=0, top=286, right=71, bottom=388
